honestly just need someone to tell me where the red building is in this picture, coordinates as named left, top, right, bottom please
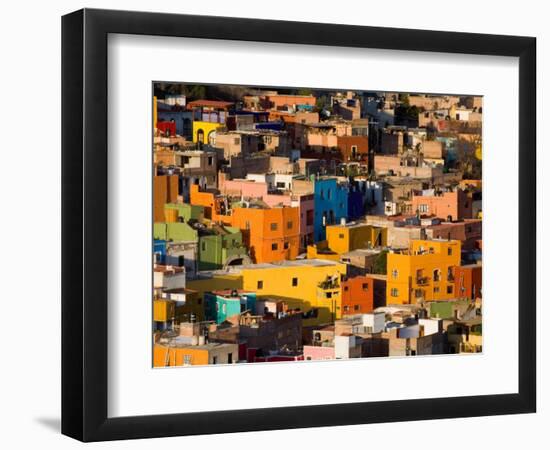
left=157, top=120, right=176, bottom=137
left=341, top=275, right=375, bottom=315
left=336, top=135, right=369, bottom=162
left=453, top=264, right=482, bottom=300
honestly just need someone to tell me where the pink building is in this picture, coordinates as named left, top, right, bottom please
left=303, top=345, right=335, bottom=361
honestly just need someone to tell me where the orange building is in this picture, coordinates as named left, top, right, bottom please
left=154, top=175, right=179, bottom=222
left=190, top=185, right=300, bottom=263
left=341, top=275, right=374, bottom=315
left=412, top=189, right=472, bottom=221
left=386, top=239, right=462, bottom=304
left=453, top=264, right=482, bottom=300
left=153, top=342, right=238, bottom=367
left=189, top=184, right=230, bottom=224
left=230, top=206, right=300, bottom=264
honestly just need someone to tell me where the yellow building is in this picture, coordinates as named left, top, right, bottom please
left=308, top=222, right=387, bottom=260
left=306, top=242, right=340, bottom=261
left=386, top=239, right=461, bottom=304
left=239, top=259, right=347, bottom=326
left=154, top=289, right=206, bottom=323
left=326, top=222, right=387, bottom=254
left=186, top=273, right=243, bottom=302
left=192, top=121, right=223, bottom=144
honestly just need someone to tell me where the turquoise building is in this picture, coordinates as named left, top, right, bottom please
left=204, top=290, right=257, bottom=324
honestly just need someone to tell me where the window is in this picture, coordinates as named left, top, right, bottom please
left=284, top=241, right=289, bottom=250
left=276, top=182, right=286, bottom=189
left=434, top=286, right=440, bottom=293
left=433, top=269, right=441, bottom=282
left=362, top=283, right=369, bottom=291
left=212, top=356, right=218, bottom=365
left=183, top=354, right=192, bottom=366
left=287, top=220, right=293, bottom=229
left=339, top=233, right=345, bottom=239
left=418, top=204, right=428, bottom=213
left=222, top=304, right=226, bottom=314
left=391, top=288, right=399, bottom=297
left=447, top=247, right=453, bottom=255
left=201, top=241, right=206, bottom=251
left=227, top=353, right=233, bottom=364
left=233, top=138, right=240, bottom=145
left=271, top=243, right=278, bottom=251
left=257, top=280, right=263, bottom=289
left=447, top=285, right=454, bottom=294
left=392, top=269, right=399, bottom=279
left=270, top=223, right=278, bottom=231
left=343, top=286, right=349, bottom=292
left=447, top=267, right=454, bottom=281
left=354, top=305, right=360, bottom=311
left=327, top=189, right=332, bottom=200
left=245, top=221, right=250, bottom=230
left=306, top=356, right=312, bottom=360
left=325, top=292, right=333, bottom=299
left=343, top=306, right=349, bottom=312
left=320, top=189, right=324, bottom=200
left=207, top=156, right=213, bottom=166
left=292, top=277, right=298, bottom=287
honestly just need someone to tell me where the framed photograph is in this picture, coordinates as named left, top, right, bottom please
left=62, top=8, right=536, bottom=442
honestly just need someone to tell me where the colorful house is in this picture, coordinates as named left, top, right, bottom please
left=230, top=204, right=300, bottom=264
left=341, top=274, right=375, bottom=315
left=198, top=225, right=251, bottom=270
left=153, top=174, right=179, bottom=222
left=204, top=290, right=257, bottom=324
left=187, top=99, right=234, bottom=144
left=307, top=221, right=387, bottom=260
left=325, top=221, right=387, bottom=254
left=238, top=259, right=348, bottom=325
left=386, top=239, right=461, bottom=304
left=153, top=222, right=197, bottom=242
left=164, top=203, right=204, bottom=223
left=153, top=341, right=238, bottom=367
left=412, top=189, right=473, bottom=221
left=313, top=178, right=349, bottom=242
left=453, top=264, right=482, bottom=300
left=189, top=184, right=230, bottom=223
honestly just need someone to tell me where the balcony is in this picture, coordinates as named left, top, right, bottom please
left=318, top=280, right=339, bottom=290
left=416, top=276, right=430, bottom=286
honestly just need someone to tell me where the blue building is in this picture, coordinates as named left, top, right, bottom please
left=204, top=290, right=257, bottom=324
left=153, top=240, right=166, bottom=264
left=347, top=186, right=364, bottom=220
left=313, top=178, right=349, bottom=242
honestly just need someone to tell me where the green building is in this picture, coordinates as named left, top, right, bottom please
left=198, top=225, right=251, bottom=271
left=153, top=222, right=198, bottom=242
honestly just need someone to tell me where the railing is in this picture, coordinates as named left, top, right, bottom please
left=318, top=281, right=339, bottom=290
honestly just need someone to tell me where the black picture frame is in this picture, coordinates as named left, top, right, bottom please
left=62, top=8, right=536, bottom=442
